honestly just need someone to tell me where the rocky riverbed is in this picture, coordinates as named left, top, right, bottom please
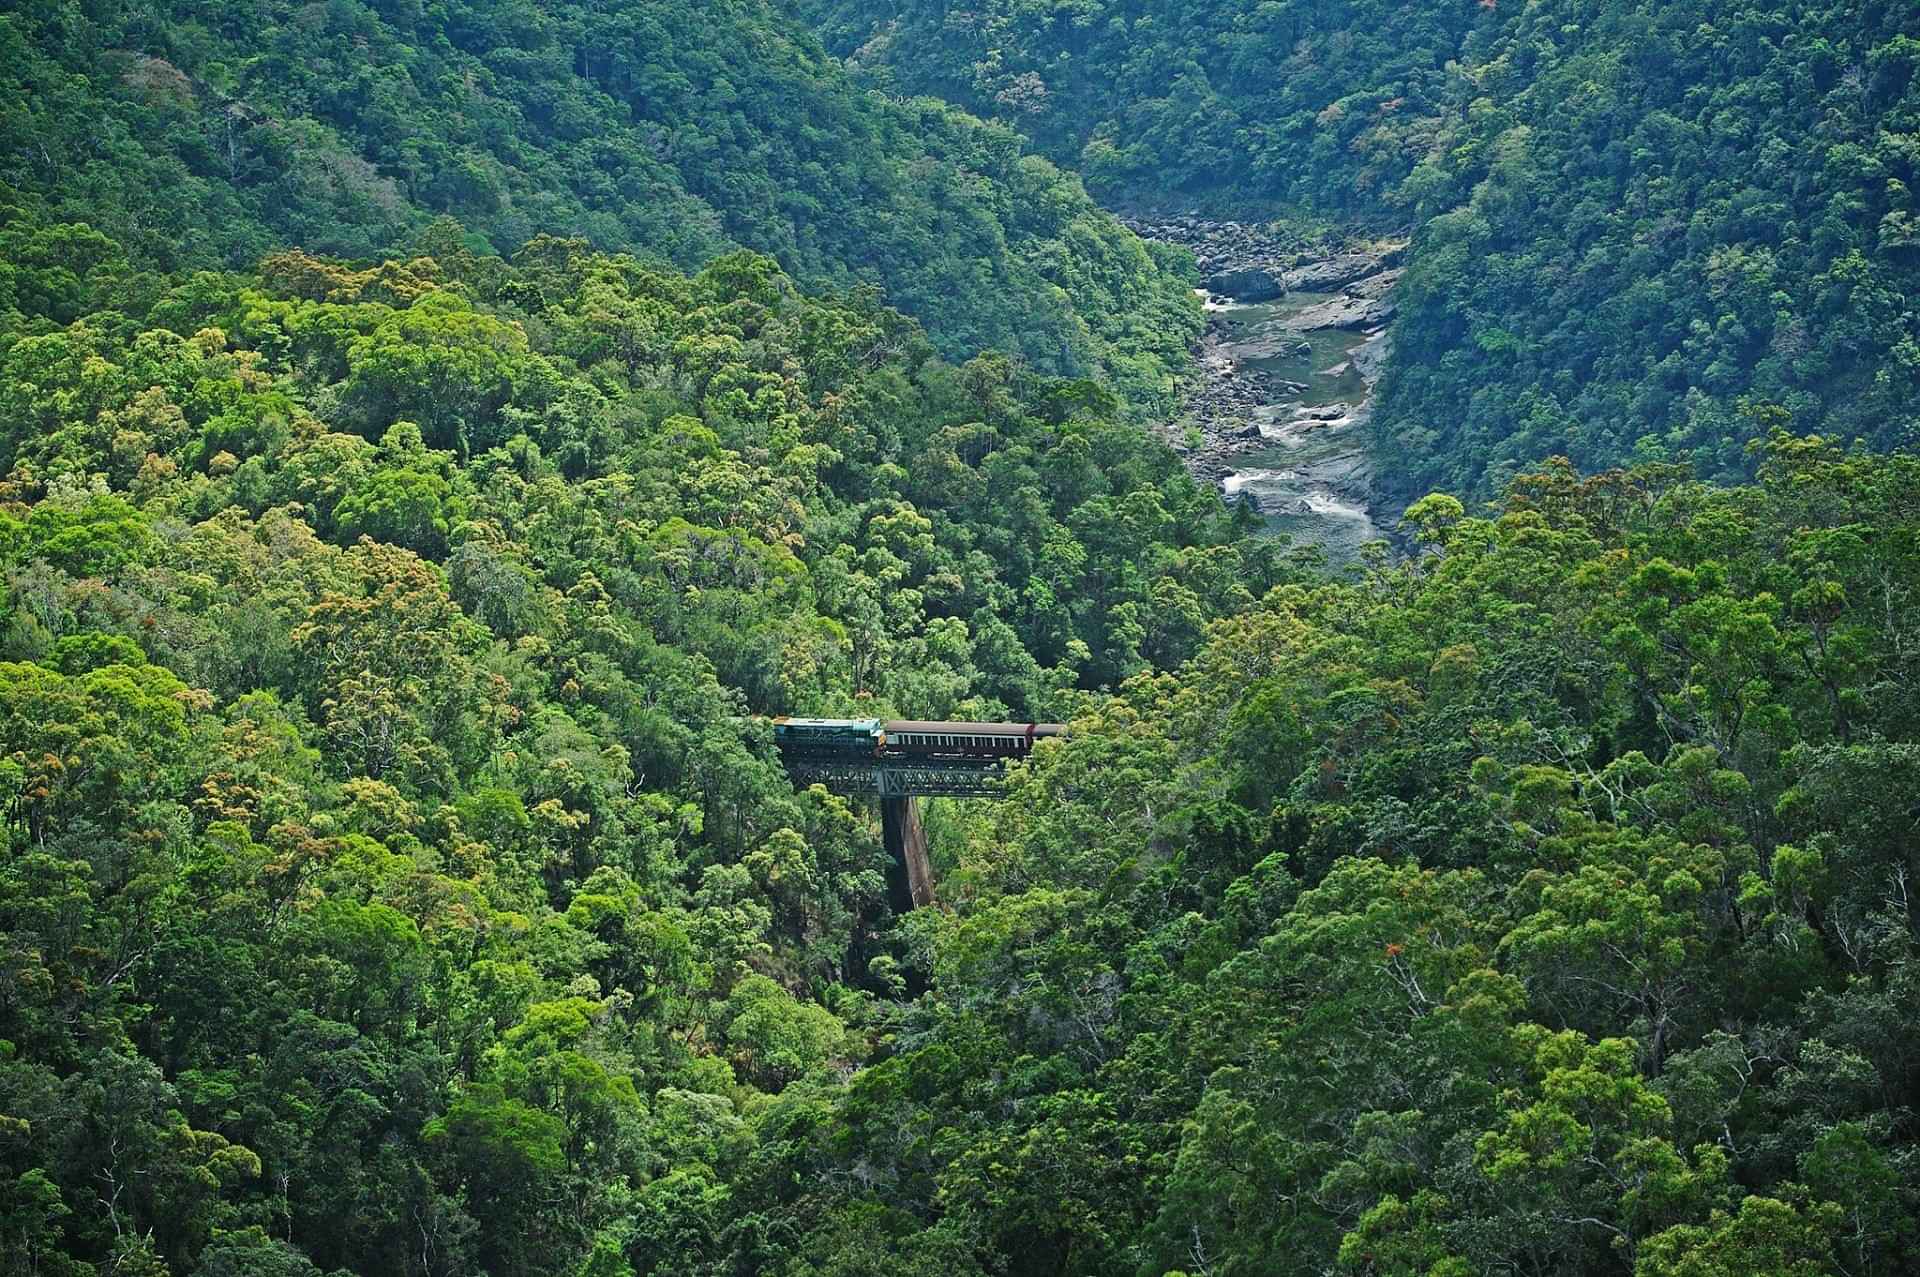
left=1123, top=216, right=1407, bottom=562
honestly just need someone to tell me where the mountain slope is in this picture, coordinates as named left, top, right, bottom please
left=0, top=0, right=1200, bottom=409
left=799, top=0, right=1504, bottom=216
left=6, top=224, right=1917, bottom=1271
left=799, top=0, right=1920, bottom=493
left=1381, top=0, right=1920, bottom=493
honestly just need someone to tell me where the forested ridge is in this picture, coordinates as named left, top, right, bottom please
left=0, top=217, right=1271, bottom=1275
left=0, top=0, right=1201, bottom=411
left=802, top=0, right=1920, bottom=495
left=3, top=212, right=1918, bottom=1274
left=5, top=0, right=1920, bottom=1275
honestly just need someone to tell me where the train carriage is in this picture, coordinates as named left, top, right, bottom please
left=771, top=718, right=1065, bottom=762
left=880, top=721, right=1065, bottom=758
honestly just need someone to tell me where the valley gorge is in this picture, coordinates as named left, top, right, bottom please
left=2, top=3, right=1919, bottom=1275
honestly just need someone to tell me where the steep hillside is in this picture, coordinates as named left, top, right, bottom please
left=0, top=0, right=1200, bottom=409
left=5, top=220, right=1917, bottom=1271
left=800, top=0, right=1920, bottom=493
left=799, top=0, right=1503, bottom=216
left=1381, top=0, right=1920, bottom=494
left=0, top=218, right=1264, bottom=1275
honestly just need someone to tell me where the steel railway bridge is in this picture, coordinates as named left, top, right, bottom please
left=772, top=719, right=1065, bottom=909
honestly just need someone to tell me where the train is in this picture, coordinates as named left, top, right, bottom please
left=771, top=718, right=1065, bottom=761
left=768, top=718, right=885, bottom=759
left=882, top=721, right=1065, bottom=758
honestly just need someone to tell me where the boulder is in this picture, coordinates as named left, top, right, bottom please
left=1350, top=331, right=1392, bottom=382
left=1290, top=295, right=1397, bottom=332
left=1340, top=267, right=1402, bottom=300
left=1235, top=332, right=1313, bottom=361
left=1204, top=266, right=1287, bottom=302
left=1282, top=244, right=1408, bottom=292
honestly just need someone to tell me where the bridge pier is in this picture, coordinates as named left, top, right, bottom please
left=882, top=797, right=935, bottom=911
left=774, top=720, right=1068, bottom=912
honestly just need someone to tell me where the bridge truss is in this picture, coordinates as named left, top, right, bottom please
left=772, top=721, right=1058, bottom=908
left=780, top=757, right=1010, bottom=799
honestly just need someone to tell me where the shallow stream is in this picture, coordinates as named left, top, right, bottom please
left=1204, top=292, right=1394, bottom=561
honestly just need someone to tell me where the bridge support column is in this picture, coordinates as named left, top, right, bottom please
left=882, top=797, right=935, bottom=911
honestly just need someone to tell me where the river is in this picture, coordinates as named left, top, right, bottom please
left=1201, top=289, right=1391, bottom=562
left=1124, top=217, right=1403, bottom=563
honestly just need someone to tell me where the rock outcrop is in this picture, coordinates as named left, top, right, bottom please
left=1281, top=246, right=1407, bottom=292
left=1204, top=266, right=1287, bottom=301
left=1289, top=268, right=1402, bottom=330
left=1289, top=294, right=1397, bottom=332
left=1122, top=214, right=1408, bottom=304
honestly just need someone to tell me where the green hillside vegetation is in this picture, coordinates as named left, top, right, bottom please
left=1381, top=0, right=1920, bottom=496
left=800, top=0, right=1920, bottom=494
left=0, top=0, right=1200, bottom=411
left=2, top=211, right=1918, bottom=1274
left=798, top=0, right=1500, bottom=216
left=0, top=215, right=1266, bottom=1276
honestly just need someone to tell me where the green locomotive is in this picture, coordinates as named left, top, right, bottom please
left=770, top=718, right=885, bottom=760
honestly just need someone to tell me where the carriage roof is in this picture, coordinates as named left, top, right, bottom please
left=883, top=721, right=1065, bottom=735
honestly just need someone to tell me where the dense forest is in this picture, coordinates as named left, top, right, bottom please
left=0, top=214, right=1271, bottom=1275
left=4, top=213, right=1918, bottom=1275
left=4, top=0, right=1920, bottom=1274
left=803, top=0, right=1920, bottom=494
left=0, top=0, right=1201, bottom=411
left=797, top=0, right=1498, bottom=214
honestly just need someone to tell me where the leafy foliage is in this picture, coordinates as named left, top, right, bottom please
left=0, top=223, right=1264, bottom=1276
left=745, top=443, right=1920, bottom=1277
left=802, top=0, right=1920, bottom=493
left=0, top=0, right=1200, bottom=411
left=5, top=6, right=1920, bottom=1269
